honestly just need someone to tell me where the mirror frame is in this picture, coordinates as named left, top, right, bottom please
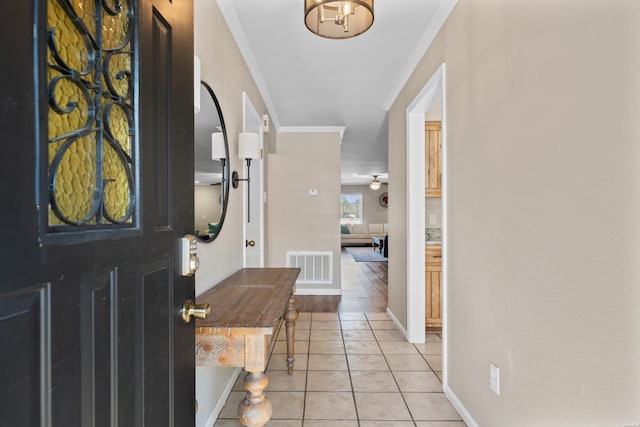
left=195, top=81, right=230, bottom=243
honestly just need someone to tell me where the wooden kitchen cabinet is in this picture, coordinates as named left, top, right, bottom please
left=425, top=121, right=442, bottom=197
left=425, top=245, right=442, bottom=328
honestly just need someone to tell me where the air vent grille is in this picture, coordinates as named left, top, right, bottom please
left=286, top=251, right=333, bottom=284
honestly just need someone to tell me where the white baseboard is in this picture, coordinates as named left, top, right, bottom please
left=444, top=384, right=480, bottom=427
left=386, top=307, right=409, bottom=340
left=294, top=288, right=342, bottom=295
left=203, top=368, right=242, bottom=427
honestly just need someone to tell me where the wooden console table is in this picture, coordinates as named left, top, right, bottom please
left=195, top=268, right=300, bottom=427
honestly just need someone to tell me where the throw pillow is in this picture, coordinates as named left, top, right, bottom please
left=341, top=224, right=351, bottom=234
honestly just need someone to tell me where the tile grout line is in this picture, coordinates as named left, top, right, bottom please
left=366, top=312, right=419, bottom=426
left=339, top=313, right=362, bottom=426
left=300, top=315, right=311, bottom=425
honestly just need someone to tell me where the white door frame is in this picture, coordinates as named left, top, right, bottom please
left=242, top=92, right=265, bottom=267
left=406, top=63, right=447, bottom=385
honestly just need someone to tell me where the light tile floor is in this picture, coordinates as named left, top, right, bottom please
left=215, top=312, right=466, bottom=427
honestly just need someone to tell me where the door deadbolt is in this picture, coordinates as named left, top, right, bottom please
left=181, top=235, right=199, bottom=276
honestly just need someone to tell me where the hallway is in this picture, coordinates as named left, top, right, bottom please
left=215, top=312, right=463, bottom=426
left=295, top=248, right=389, bottom=313
left=215, top=250, right=465, bottom=426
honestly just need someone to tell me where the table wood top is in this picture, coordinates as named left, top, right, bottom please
left=195, top=268, right=300, bottom=333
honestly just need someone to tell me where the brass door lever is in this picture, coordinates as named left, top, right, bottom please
left=180, top=299, right=210, bottom=323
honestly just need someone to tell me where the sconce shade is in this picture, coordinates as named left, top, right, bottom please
left=194, top=55, right=201, bottom=113
left=369, top=175, right=381, bottom=190
left=238, top=132, right=260, bottom=159
left=211, top=133, right=225, bottom=159
left=304, top=0, right=374, bottom=39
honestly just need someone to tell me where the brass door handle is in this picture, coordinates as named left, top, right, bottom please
left=245, top=239, right=255, bottom=247
left=180, top=299, right=210, bottom=323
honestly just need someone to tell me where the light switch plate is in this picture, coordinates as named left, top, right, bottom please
left=428, top=213, right=437, bottom=225
left=490, top=362, right=500, bottom=395
left=308, top=188, right=318, bottom=196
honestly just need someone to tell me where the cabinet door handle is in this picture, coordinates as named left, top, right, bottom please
left=433, top=255, right=442, bottom=258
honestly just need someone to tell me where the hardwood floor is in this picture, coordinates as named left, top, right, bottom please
left=294, top=247, right=388, bottom=313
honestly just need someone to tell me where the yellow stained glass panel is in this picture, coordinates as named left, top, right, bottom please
left=47, top=0, right=134, bottom=227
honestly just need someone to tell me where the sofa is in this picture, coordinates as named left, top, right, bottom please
left=341, top=223, right=388, bottom=246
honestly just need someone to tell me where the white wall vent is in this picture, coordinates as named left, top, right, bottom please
left=286, top=251, right=333, bottom=284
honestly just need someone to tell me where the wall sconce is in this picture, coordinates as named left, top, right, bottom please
left=232, top=132, right=260, bottom=222
left=211, top=132, right=226, bottom=202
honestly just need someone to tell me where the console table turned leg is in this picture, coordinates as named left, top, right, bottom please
left=284, top=295, right=299, bottom=375
left=238, top=371, right=271, bottom=427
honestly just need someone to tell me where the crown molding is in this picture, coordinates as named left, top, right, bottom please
left=279, top=126, right=346, bottom=144
left=382, top=0, right=458, bottom=111
left=217, top=0, right=281, bottom=130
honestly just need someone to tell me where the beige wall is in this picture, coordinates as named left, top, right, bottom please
left=193, top=1, right=275, bottom=425
left=425, top=197, right=442, bottom=228
left=194, top=185, right=221, bottom=234
left=425, top=97, right=442, bottom=121
left=389, top=0, right=640, bottom=425
left=341, top=184, right=389, bottom=225
left=268, top=132, right=342, bottom=293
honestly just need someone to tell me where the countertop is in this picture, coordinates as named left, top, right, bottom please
left=425, top=227, right=442, bottom=245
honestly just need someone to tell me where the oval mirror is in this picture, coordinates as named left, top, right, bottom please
left=194, top=81, right=229, bottom=242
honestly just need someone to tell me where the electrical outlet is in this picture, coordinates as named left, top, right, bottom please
left=490, top=362, right=500, bottom=395
left=428, top=213, right=437, bottom=225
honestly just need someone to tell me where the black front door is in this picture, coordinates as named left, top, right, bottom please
left=0, top=1, right=195, bottom=426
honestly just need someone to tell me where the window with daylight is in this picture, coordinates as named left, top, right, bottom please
left=340, top=194, right=363, bottom=224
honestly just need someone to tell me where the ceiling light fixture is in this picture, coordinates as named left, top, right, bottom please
left=369, top=175, right=381, bottom=190
left=304, top=0, right=374, bottom=39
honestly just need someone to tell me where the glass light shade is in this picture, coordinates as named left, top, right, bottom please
left=238, top=132, right=260, bottom=159
left=211, top=133, right=225, bottom=159
left=370, top=176, right=381, bottom=190
left=304, top=0, right=374, bottom=39
left=194, top=55, right=201, bottom=113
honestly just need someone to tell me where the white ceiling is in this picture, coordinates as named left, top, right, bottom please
left=216, top=0, right=457, bottom=185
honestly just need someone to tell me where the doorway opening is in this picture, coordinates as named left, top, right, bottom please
left=242, top=92, right=265, bottom=267
left=406, top=63, right=447, bottom=384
